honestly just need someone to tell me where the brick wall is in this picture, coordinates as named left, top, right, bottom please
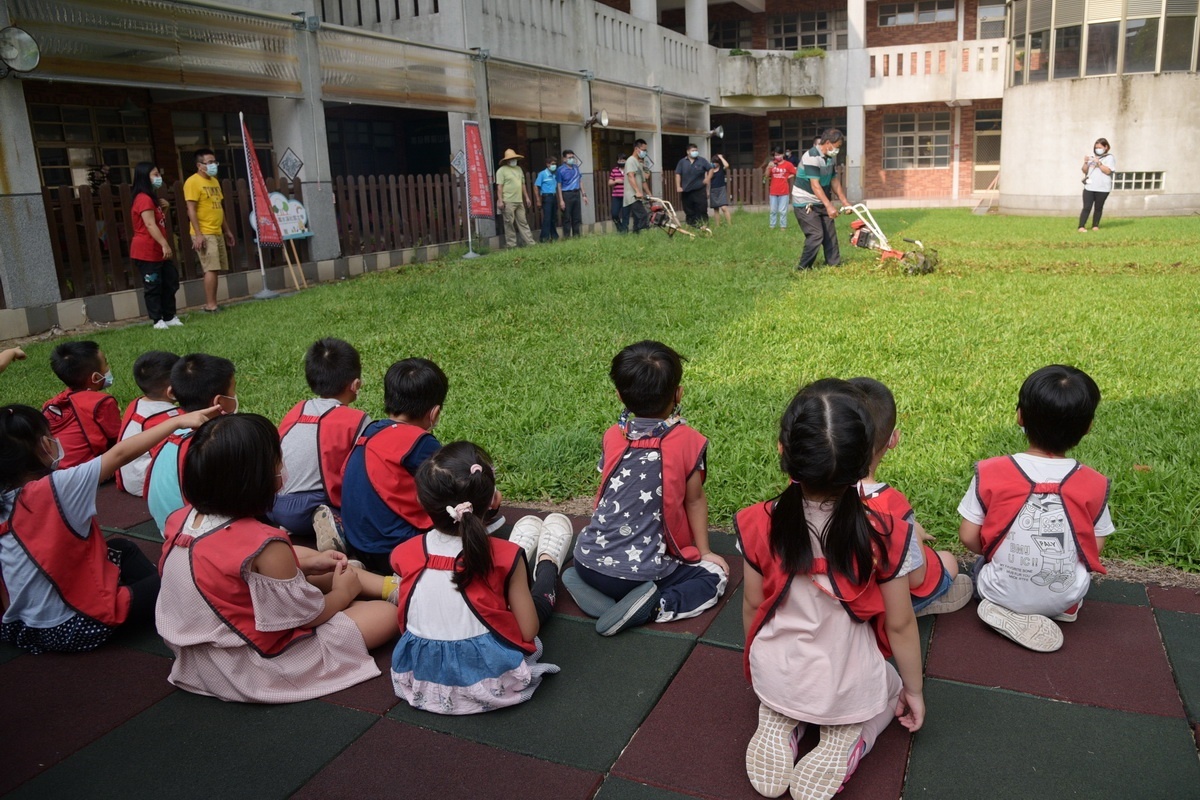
left=866, top=1, right=958, bottom=48
left=864, top=102, right=952, bottom=198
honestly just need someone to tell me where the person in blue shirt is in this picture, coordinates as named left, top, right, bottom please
left=555, top=149, right=589, bottom=239
left=534, top=157, right=560, bottom=243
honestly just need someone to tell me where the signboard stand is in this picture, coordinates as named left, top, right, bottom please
left=461, top=121, right=494, bottom=259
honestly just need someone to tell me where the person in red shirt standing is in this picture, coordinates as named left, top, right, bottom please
left=130, top=162, right=182, bottom=329
left=765, top=149, right=797, bottom=230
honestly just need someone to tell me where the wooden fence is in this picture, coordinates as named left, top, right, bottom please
left=333, top=174, right=466, bottom=254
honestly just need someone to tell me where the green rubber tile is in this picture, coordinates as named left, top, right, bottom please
left=918, top=613, right=934, bottom=662
left=906, top=679, right=1200, bottom=799
left=8, top=691, right=376, bottom=800
left=387, top=615, right=694, bottom=772
left=119, top=519, right=165, bottom=541
left=700, top=585, right=745, bottom=650
left=1156, top=610, right=1200, bottom=724
left=708, top=530, right=740, bottom=556
left=1086, top=578, right=1148, bottom=605
left=107, top=621, right=174, bottom=659
left=0, top=640, right=24, bottom=665
left=595, top=777, right=706, bottom=799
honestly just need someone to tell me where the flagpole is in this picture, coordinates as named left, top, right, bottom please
left=243, top=112, right=278, bottom=300
left=462, top=120, right=480, bottom=260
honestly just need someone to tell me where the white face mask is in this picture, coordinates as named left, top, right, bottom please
left=1094, top=148, right=1106, bottom=156
left=219, top=394, right=239, bottom=415
left=827, top=147, right=840, bottom=157
left=45, top=437, right=64, bottom=470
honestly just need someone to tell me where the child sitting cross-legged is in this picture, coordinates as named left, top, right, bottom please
left=959, top=364, right=1113, bottom=653
left=42, top=341, right=122, bottom=470
left=116, top=351, right=182, bottom=497
left=563, top=340, right=729, bottom=636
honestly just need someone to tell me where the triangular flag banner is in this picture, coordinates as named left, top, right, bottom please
left=242, top=117, right=283, bottom=247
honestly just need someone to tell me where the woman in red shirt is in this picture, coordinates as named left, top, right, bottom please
left=130, top=162, right=181, bottom=329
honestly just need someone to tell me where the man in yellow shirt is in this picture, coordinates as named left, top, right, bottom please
left=494, top=148, right=535, bottom=248
left=184, top=149, right=237, bottom=312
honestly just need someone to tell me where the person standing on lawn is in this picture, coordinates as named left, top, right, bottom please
left=792, top=129, right=851, bottom=271
left=608, top=155, right=628, bottom=233
left=534, top=157, right=560, bottom=243
left=184, top=149, right=236, bottom=313
left=709, top=153, right=733, bottom=227
left=765, top=149, right=796, bottom=230
left=1078, top=138, right=1115, bottom=232
left=556, top=149, right=588, bottom=239
left=624, top=140, right=652, bottom=234
left=495, top=149, right=535, bottom=249
left=130, top=162, right=182, bottom=329
left=674, top=144, right=713, bottom=229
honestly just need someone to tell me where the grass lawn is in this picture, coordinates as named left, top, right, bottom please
left=5, top=208, right=1199, bottom=570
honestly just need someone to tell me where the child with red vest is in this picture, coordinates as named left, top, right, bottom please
left=1, top=402, right=219, bottom=654
left=849, top=377, right=973, bottom=617
left=269, top=338, right=370, bottom=538
left=391, top=441, right=569, bottom=714
left=146, top=354, right=238, bottom=533
left=959, top=365, right=1112, bottom=653
left=42, top=340, right=121, bottom=469
left=562, top=340, right=729, bottom=636
left=116, top=351, right=181, bottom=497
left=739, top=380, right=923, bottom=800
left=156, top=414, right=398, bottom=703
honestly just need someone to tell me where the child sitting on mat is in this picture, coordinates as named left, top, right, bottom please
left=563, top=340, right=728, bottom=636
left=116, top=351, right=181, bottom=497
left=42, top=340, right=122, bottom=470
left=739, top=380, right=923, bottom=800
left=958, top=364, right=1113, bottom=653
left=390, top=442, right=569, bottom=714
left=1, top=402, right=219, bottom=654
left=156, top=414, right=398, bottom=703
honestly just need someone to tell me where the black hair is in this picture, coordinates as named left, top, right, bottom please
left=546, top=157, right=557, bottom=164
left=0, top=405, right=52, bottom=504
left=1017, top=365, right=1101, bottom=454
left=194, top=148, right=215, bottom=164
left=1094, top=138, right=1111, bottom=151
left=131, top=161, right=160, bottom=204
left=771, top=379, right=885, bottom=583
left=416, top=441, right=497, bottom=590
left=821, top=128, right=845, bottom=145
left=610, top=340, right=684, bottom=418
left=50, top=341, right=103, bottom=390
left=562, top=149, right=575, bottom=157
left=773, top=147, right=785, bottom=156
left=687, top=143, right=698, bottom=150
left=383, top=358, right=448, bottom=419
left=133, top=351, right=180, bottom=397
left=305, top=338, right=362, bottom=398
left=635, top=138, right=647, bottom=148
left=183, top=414, right=280, bottom=519
left=847, top=377, right=897, bottom=456
left=171, top=353, right=235, bottom=412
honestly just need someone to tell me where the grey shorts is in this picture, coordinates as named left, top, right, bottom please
left=709, top=185, right=729, bottom=209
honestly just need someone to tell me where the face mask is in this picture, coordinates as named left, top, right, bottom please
left=151, top=176, right=163, bottom=189
left=219, top=394, right=239, bottom=415
left=637, top=151, right=646, bottom=160
left=688, top=150, right=698, bottom=159
left=568, top=157, right=578, bottom=166
left=205, top=162, right=218, bottom=177
left=548, top=164, right=557, bottom=172
left=827, top=147, right=840, bottom=157
left=93, top=370, right=114, bottom=389
left=1094, top=148, right=1106, bottom=156
left=44, top=437, right=64, bottom=470
left=617, top=160, right=626, bottom=167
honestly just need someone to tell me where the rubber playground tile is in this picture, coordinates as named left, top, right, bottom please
left=322, top=647, right=400, bottom=715
left=0, top=647, right=176, bottom=795
left=1148, top=584, right=1200, bottom=615
left=0, top=640, right=24, bottom=665
left=295, top=717, right=602, bottom=800
left=700, top=585, right=745, bottom=650
left=387, top=615, right=695, bottom=772
left=8, top=691, right=376, bottom=800
left=926, top=599, right=1184, bottom=717
left=107, top=620, right=174, bottom=660
left=905, top=678, right=1200, bottom=799
left=595, top=777, right=708, bottom=799
left=1155, top=610, right=1200, bottom=723
left=1085, top=578, right=1148, bottom=605
left=119, top=519, right=164, bottom=541
left=612, top=644, right=910, bottom=800
left=95, top=481, right=152, bottom=529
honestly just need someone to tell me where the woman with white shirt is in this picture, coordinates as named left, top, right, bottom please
left=1078, top=138, right=1115, bottom=232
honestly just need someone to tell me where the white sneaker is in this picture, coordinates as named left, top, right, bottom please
left=508, top=515, right=542, bottom=566
left=164, top=316, right=184, bottom=327
left=313, top=505, right=347, bottom=554
left=535, top=512, right=574, bottom=572
left=977, top=598, right=1063, bottom=652
left=153, top=320, right=169, bottom=330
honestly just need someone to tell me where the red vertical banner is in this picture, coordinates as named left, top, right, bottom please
left=242, top=116, right=283, bottom=246
left=464, top=120, right=494, bottom=219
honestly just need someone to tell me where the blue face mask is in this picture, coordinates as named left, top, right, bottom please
left=548, top=164, right=557, bottom=172
left=205, top=162, right=219, bottom=177
left=151, top=176, right=163, bottom=189
left=93, top=370, right=114, bottom=389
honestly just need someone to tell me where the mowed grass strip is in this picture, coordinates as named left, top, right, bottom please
left=5, top=209, right=1199, bottom=569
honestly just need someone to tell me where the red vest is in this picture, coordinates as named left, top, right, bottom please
left=360, top=422, right=433, bottom=530
left=115, top=398, right=181, bottom=493
left=144, top=430, right=194, bottom=507
left=160, top=507, right=315, bottom=657
left=975, top=456, right=1109, bottom=574
left=0, top=475, right=130, bottom=626
left=736, top=499, right=891, bottom=683
left=278, top=401, right=368, bottom=508
left=595, top=423, right=707, bottom=563
left=860, top=483, right=945, bottom=599
left=391, top=534, right=534, bottom=654
left=42, top=389, right=121, bottom=469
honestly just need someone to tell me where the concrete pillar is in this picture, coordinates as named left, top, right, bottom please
left=561, top=124, right=596, bottom=225
left=845, top=106, right=866, bottom=202
left=630, top=0, right=657, bottom=23
left=0, top=79, right=61, bottom=309
left=847, top=0, right=867, bottom=50
left=844, top=0, right=868, bottom=201
left=685, top=0, right=708, bottom=43
left=639, top=128, right=664, bottom=197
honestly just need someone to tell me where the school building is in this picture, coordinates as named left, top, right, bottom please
left=0, top=0, right=1196, bottom=334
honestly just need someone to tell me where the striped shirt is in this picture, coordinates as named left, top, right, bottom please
left=610, top=166, right=624, bottom=198
left=791, top=146, right=837, bottom=207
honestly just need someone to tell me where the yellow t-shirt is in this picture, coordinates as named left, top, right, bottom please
left=184, top=173, right=225, bottom=235
left=495, top=164, right=525, bottom=204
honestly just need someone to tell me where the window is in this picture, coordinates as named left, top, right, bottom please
left=1162, top=17, right=1196, bottom=72
left=879, top=0, right=954, bottom=27
left=714, top=119, right=755, bottom=169
left=768, top=11, right=848, bottom=50
left=29, top=104, right=152, bottom=188
left=710, top=19, right=752, bottom=50
left=1027, top=30, right=1049, bottom=82
left=1113, top=171, right=1163, bottom=191
left=1012, top=33, right=1026, bottom=83
left=974, top=109, right=1002, bottom=133
left=978, top=3, right=1006, bottom=39
left=1123, top=18, right=1159, bottom=73
left=172, top=112, right=273, bottom=182
left=1085, top=21, right=1119, bottom=75
left=768, top=116, right=847, bottom=159
left=883, top=112, right=951, bottom=169
left=1053, top=26, right=1081, bottom=79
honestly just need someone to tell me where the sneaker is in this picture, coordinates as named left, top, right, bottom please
left=596, top=582, right=660, bottom=636
left=915, top=573, right=974, bottom=617
left=484, top=512, right=507, bottom=535
left=788, top=723, right=864, bottom=800
left=203, top=305, right=222, bottom=313
left=1053, top=600, right=1082, bottom=623
left=313, top=504, right=347, bottom=555
left=535, top=512, right=574, bottom=572
left=977, top=598, right=1063, bottom=652
left=788, top=720, right=810, bottom=763
left=508, top=515, right=542, bottom=566
left=746, top=703, right=802, bottom=798
left=153, top=320, right=169, bottom=330
left=562, top=566, right=617, bottom=618
left=382, top=574, right=400, bottom=605
left=164, top=316, right=184, bottom=327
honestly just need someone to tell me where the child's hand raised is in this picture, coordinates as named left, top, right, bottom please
left=176, top=404, right=223, bottom=430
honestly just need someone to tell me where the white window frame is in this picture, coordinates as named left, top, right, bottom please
left=883, top=112, right=952, bottom=170
left=879, top=0, right=955, bottom=28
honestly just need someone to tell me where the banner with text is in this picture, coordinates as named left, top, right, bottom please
left=242, top=115, right=283, bottom=246
left=464, top=120, right=494, bottom=219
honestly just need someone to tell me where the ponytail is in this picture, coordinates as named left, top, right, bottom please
left=415, top=441, right=498, bottom=592
left=824, top=483, right=885, bottom=585
left=451, top=504, right=493, bottom=590
left=769, top=481, right=813, bottom=575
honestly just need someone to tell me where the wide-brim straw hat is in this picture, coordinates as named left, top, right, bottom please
left=501, top=148, right=524, bottom=160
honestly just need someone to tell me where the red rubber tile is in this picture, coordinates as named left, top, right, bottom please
left=1148, top=584, right=1200, bottom=615
left=0, top=647, right=175, bottom=794
left=926, top=599, right=1185, bottom=717
left=612, top=644, right=908, bottom=800
left=294, top=717, right=602, bottom=800
left=322, top=647, right=400, bottom=715
left=95, top=481, right=153, bottom=529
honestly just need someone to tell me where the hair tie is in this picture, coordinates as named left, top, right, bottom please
left=446, top=502, right=474, bottom=522
left=469, top=464, right=483, bottom=474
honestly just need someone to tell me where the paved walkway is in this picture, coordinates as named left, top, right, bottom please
left=3, top=486, right=1198, bottom=799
